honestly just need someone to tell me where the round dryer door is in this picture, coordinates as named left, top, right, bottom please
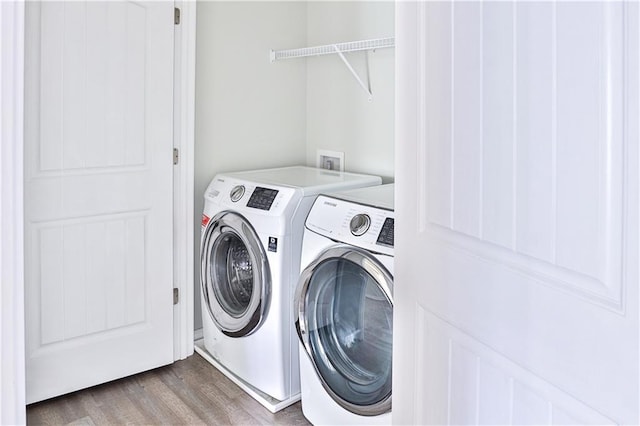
left=296, top=246, right=393, bottom=416
left=201, top=211, right=271, bottom=337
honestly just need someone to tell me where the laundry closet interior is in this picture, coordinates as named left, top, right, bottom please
left=193, top=0, right=395, bottom=336
left=193, top=3, right=395, bottom=421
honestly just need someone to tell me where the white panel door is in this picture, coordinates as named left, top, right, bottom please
left=24, top=1, right=174, bottom=403
left=395, top=1, right=638, bottom=424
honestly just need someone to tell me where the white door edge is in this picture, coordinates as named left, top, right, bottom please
left=1, top=1, right=26, bottom=424
left=173, top=0, right=197, bottom=361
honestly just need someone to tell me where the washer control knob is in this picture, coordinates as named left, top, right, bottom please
left=350, top=214, right=371, bottom=236
left=230, top=185, right=245, bottom=202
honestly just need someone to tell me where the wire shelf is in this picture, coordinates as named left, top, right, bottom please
left=270, top=37, right=395, bottom=62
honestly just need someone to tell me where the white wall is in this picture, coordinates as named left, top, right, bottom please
left=305, top=1, right=395, bottom=182
left=194, top=1, right=308, bottom=329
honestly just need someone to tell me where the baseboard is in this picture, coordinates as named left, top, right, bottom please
left=193, top=328, right=203, bottom=341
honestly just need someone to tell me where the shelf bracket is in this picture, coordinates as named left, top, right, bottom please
left=333, top=45, right=372, bottom=102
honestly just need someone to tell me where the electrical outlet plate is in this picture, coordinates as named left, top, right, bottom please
left=317, top=149, right=344, bottom=172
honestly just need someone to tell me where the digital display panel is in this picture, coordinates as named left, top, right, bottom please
left=376, top=217, right=394, bottom=247
left=247, top=187, right=279, bottom=210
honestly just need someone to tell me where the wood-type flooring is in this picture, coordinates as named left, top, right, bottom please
left=26, top=352, right=311, bottom=426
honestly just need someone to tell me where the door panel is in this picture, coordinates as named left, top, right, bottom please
left=24, top=1, right=174, bottom=403
left=420, top=0, right=624, bottom=308
left=395, top=1, right=638, bottom=424
left=415, top=309, right=615, bottom=425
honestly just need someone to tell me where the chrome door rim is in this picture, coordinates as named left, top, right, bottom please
left=295, top=245, right=393, bottom=416
left=201, top=210, right=271, bottom=337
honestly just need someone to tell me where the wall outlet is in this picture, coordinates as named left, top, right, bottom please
left=317, top=149, right=344, bottom=172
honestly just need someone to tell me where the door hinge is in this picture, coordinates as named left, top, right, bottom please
left=173, top=288, right=179, bottom=305
left=173, top=148, right=179, bottom=165
left=174, top=7, right=181, bottom=25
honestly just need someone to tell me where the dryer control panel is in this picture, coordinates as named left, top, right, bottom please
left=305, top=194, right=395, bottom=256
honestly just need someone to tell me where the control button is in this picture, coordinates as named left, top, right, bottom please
left=350, top=214, right=371, bottom=236
left=230, top=185, right=245, bottom=202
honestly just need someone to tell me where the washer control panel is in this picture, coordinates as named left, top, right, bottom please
left=204, top=177, right=297, bottom=218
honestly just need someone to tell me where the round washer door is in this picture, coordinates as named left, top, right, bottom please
left=296, top=246, right=393, bottom=416
left=201, top=211, right=271, bottom=337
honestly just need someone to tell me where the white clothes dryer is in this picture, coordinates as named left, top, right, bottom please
left=295, top=184, right=394, bottom=425
left=196, top=166, right=381, bottom=413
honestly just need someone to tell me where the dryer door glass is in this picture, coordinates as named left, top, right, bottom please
left=302, top=252, right=393, bottom=416
left=201, top=211, right=271, bottom=337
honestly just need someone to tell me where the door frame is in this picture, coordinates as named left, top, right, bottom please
left=173, top=0, right=197, bottom=361
left=0, top=0, right=197, bottom=418
left=1, top=1, right=26, bottom=424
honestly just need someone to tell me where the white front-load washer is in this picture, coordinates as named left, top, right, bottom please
left=196, top=166, right=381, bottom=413
left=295, top=184, right=394, bottom=425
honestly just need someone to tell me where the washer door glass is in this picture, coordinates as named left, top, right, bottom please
left=201, top=211, right=271, bottom=337
left=212, top=232, right=253, bottom=315
left=298, top=247, right=393, bottom=416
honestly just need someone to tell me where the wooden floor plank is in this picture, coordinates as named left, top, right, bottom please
left=75, top=393, right=111, bottom=426
left=126, top=373, right=193, bottom=424
left=26, top=353, right=310, bottom=426
left=180, top=373, right=244, bottom=424
left=92, top=382, right=151, bottom=425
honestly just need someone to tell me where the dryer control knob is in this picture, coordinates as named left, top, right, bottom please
left=350, top=214, right=371, bottom=236
left=230, top=185, right=245, bottom=202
